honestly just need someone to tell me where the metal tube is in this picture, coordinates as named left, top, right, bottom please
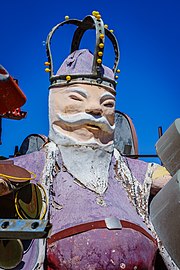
left=124, top=154, right=158, bottom=158
left=158, top=126, right=163, bottom=138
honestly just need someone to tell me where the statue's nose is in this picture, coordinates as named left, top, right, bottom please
left=85, top=107, right=103, bottom=116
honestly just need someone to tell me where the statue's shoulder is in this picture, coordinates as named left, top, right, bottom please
left=11, top=148, right=46, bottom=181
left=114, top=147, right=149, bottom=170
left=12, top=148, right=46, bottom=164
left=114, top=148, right=171, bottom=192
left=114, top=148, right=152, bottom=185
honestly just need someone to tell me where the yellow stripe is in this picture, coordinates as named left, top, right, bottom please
left=0, top=170, right=36, bottom=181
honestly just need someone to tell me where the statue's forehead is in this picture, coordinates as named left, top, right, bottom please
left=51, top=84, right=115, bottom=99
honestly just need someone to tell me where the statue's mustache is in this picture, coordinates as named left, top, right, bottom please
left=54, top=112, right=115, bottom=134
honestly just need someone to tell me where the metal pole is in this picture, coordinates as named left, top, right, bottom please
left=124, top=154, right=158, bottom=158
left=158, top=126, right=163, bottom=138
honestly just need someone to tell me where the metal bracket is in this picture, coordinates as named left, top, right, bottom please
left=105, top=217, right=122, bottom=230
left=0, top=219, right=51, bottom=239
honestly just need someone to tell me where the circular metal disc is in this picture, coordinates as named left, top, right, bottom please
left=0, top=239, right=23, bottom=269
left=16, top=183, right=43, bottom=219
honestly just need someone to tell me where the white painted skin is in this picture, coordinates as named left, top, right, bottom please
left=49, top=83, right=115, bottom=146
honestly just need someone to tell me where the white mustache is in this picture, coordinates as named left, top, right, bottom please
left=54, top=112, right=115, bottom=134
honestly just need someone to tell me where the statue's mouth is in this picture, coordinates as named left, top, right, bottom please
left=86, top=124, right=101, bottom=131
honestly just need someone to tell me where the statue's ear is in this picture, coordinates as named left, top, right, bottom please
left=114, top=110, right=138, bottom=156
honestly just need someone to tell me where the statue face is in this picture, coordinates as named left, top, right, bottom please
left=49, top=83, right=115, bottom=145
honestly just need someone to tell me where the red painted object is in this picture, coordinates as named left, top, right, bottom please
left=0, top=65, right=26, bottom=114
left=2, top=108, right=27, bottom=120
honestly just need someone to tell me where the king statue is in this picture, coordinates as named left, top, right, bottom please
left=0, top=12, right=177, bottom=270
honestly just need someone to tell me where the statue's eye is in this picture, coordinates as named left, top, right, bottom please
left=103, top=101, right=115, bottom=108
left=69, top=95, right=83, bottom=101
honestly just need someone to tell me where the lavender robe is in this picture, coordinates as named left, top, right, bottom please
left=8, top=148, right=157, bottom=270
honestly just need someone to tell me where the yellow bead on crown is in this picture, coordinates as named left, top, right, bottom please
left=97, top=58, right=102, bottom=64
left=44, top=61, right=50, bottom=66
left=99, top=43, right=104, bottom=49
left=98, top=51, right=103, bottom=57
left=65, top=15, right=69, bottom=20
left=99, top=34, right=104, bottom=39
left=92, top=11, right=99, bottom=16
left=66, top=75, right=71, bottom=81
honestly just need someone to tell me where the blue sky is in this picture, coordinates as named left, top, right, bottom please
left=0, top=0, right=179, bottom=163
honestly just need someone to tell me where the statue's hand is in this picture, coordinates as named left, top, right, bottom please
left=151, top=165, right=171, bottom=195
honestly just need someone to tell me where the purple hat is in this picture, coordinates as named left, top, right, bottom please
left=46, top=14, right=120, bottom=93
left=51, top=49, right=115, bottom=92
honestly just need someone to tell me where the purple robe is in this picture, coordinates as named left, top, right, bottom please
left=10, top=148, right=157, bottom=270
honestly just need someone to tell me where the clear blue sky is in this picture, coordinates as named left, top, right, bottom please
left=0, top=0, right=179, bottom=163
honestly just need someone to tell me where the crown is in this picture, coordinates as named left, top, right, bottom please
left=45, top=11, right=120, bottom=92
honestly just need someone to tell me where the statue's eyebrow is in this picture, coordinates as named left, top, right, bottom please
left=100, top=92, right=115, bottom=102
left=66, top=87, right=88, bottom=98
